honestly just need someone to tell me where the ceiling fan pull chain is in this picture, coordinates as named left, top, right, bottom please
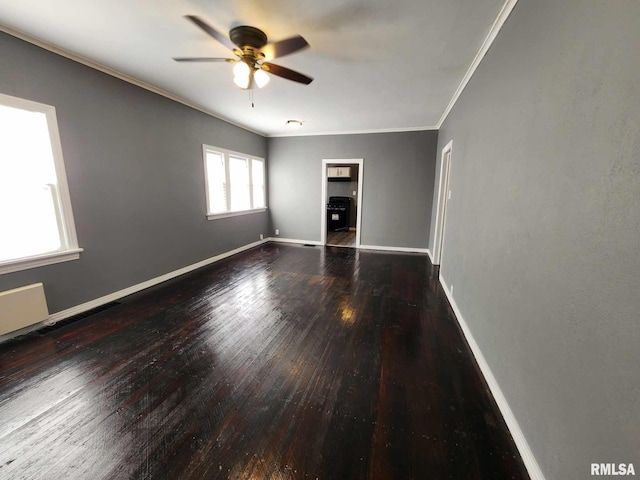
left=251, top=87, right=255, bottom=108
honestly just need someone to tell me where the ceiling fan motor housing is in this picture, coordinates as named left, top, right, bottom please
left=175, top=17, right=313, bottom=86
left=230, top=26, right=268, bottom=49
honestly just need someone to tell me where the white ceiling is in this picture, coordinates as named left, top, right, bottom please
left=0, top=0, right=507, bottom=137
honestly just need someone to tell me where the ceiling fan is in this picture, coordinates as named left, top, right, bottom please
left=174, top=15, right=313, bottom=90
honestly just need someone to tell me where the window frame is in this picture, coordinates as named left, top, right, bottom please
left=202, top=144, right=267, bottom=220
left=0, top=93, right=82, bottom=275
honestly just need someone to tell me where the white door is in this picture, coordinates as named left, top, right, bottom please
left=434, top=143, right=452, bottom=265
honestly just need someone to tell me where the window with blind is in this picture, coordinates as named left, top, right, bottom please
left=203, top=145, right=266, bottom=219
left=0, top=93, right=81, bottom=275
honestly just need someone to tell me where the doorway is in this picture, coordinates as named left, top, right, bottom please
left=433, top=141, right=453, bottom=265
left=321, top=159, right=364, bottom=248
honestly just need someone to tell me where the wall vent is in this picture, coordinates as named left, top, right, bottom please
left=37, top=301, right=120, bottom=336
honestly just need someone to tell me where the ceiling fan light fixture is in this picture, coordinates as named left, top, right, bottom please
left=254, top=68, right=270, bottom=88
left=233, top=73, right=250, bottom=89
left=176, top=17, right=313, bottom=91
left=233, top=61, right=251, bottom=89
left=233, top=60, right=250, bottom=77
left=286, top=119, right=303, bottom=128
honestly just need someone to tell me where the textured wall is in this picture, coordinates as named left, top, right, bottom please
left=0, top=32, right=268, bottom=313
left=268, top=131, right=438, bottom=248
left=429, top=1, right=640, bottom=478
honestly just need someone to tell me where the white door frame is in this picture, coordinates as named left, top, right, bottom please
left=433, top=141, right=453, bottom=265
left=321, top=158, right=364, bottom=247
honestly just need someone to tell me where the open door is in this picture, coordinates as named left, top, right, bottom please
left=433, top=141, right=453, bottom=265
left=321, top=159, right=364, bottom=248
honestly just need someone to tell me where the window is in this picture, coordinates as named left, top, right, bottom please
left=203, top=145, right=266, bottom=219
left=0, top=93, right=81, bottom=274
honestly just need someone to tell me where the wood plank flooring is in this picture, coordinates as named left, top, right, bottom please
left=326, top=231, right=356, bottom=247
left=0, top=244, right=529, bottom=480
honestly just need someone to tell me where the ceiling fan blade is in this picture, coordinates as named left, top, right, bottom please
left=261, top=36, right=309, bottom=61
left=185, top=15, right=236, bottom=51
left=173, top=57, right=234, bottom=62
left=262, top=62, right=313, bottom=85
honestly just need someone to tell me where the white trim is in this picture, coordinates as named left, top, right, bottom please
left=0, top=248, right=83, bottom=275
left=0, top=25, right=267, bottom=138
left=0, top=1, right=517, bottom=139
left=0, top=0, right=517, bottom=139
left=437, top=0, right=519, bottom=128
left=202, top=144, right=266, bottom=217
left=0, top=92, right=82, bottom=275
left=268, top=239, right=428, bottom=254
left=438, top=274, right=545, bottom=480
left=426, top=249, right=434, bottom=263
left=268, top=238, right=322, bottom=246
left=0, top=89, right=51, bottom=111
left=321, top=159, right=364, bottom=248
left=47, top=239, right=267, bottom=323
left=271, top=126, right=438, bottom=138
left=432, top=140, right=453, bottom=265
left=359, top=245, right=429, bottom=254
left=0, top=321, right=50, bottom=343
left=207, top=208, right=267, bottom=220
left=46, top=104, right=80, bottom=248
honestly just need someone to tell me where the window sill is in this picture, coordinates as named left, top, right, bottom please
left=207, top=208, right=267, bottom=220
left=0, top=248, right=83, bottom=275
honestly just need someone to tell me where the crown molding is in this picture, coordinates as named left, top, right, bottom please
left=0, top=24, right=267, bottom=137
left=2, top=0, right=518, bottom=138
left=437, top=0, right=519, bottom=129
left=268, top=125, right=438, bottom=138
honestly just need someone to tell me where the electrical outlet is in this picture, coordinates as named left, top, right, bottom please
left=275, top=229, right=279, bottom=235
left=260, top=234, right=264, bottom=240
left=450, top=284, right=454, bottom=295
left=352, top=191, right=357, bottom=196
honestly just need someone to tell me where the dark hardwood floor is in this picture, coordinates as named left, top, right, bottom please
left=0, top=244, right=529, bottom=480
left=327, top=230, right=356, bottom=247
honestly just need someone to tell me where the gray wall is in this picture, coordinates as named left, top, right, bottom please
left=268, top=131, right=438, bottom=248
left=0, top=32, right=268, bottom=313
left=429, top=1, right=640, bottom=479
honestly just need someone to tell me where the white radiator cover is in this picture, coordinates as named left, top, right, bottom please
left=0, top=283, right=49, bottom=335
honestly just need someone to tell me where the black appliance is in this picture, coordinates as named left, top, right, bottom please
left=327, top=196, right=352, bottom=232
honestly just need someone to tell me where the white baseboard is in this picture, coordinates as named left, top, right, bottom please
left=426, top=248, right=434, bottom=264
left=359, top=244, right=429, bottom=254
left=268, top=239, right=428, bottom=254
left=268, top=237, right=322, bottom=246
left=47, top=239, right=268, bottom=323
left=0, top=321, right=50, bottom=343
left=438, top=274, right=545, bottom=480
left=1, top=234, right=541, bottom=480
